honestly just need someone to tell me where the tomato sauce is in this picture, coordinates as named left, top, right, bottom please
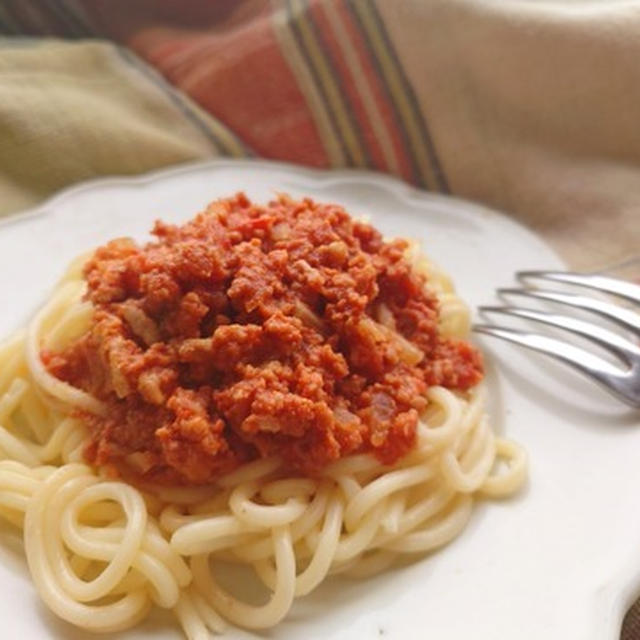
left=44, top=194, right=482, bottom=485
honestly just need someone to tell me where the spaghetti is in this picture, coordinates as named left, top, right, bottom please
left=0, top=195, right=526, bottom=638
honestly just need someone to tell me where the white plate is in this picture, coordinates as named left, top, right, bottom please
left=0, top=159, right=638, bottom=640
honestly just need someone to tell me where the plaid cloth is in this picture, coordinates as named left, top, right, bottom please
left=0, top=1, right=638, bottom=636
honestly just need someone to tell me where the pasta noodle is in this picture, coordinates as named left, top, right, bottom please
left=0, top=249, right=527, bottom=639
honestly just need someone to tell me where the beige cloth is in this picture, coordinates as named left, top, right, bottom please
left=0, top=39, right=223, bottom=215
left=379, top=0, right=640, bottom=273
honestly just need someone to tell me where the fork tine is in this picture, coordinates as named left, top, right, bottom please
left=473, top=324, right=637, bottom=406
left=517, top=271, right=640, bottom=305
left=497, top=288, right=640, bottom=334
left=479, top=306, right=640, bottom=361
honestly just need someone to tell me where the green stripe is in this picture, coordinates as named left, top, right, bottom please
left=286, top=0, right=354, bottom=165
left=347, top=0, right=449, bottom=190
left=367, top=1, right=449, bottom=192
left=301, top=0, right=371, bottom=168
left=345, top=0, right=424, bottom=186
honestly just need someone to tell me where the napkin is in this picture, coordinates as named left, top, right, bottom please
left=0, top=1, right=638, bottom=636
left=1, top=0, right=638, bottom=274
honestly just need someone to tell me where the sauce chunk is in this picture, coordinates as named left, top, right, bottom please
left=45, top=194, right=482, bottom=485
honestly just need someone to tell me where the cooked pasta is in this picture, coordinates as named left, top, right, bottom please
left=0, top=196, right=527, bottom=638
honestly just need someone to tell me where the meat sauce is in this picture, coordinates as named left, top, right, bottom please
left=44, top=194, right=482, bottom=485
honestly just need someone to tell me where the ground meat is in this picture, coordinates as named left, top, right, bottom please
left=46, top=193, right=483, bottom=486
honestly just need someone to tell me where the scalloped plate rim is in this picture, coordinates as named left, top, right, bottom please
left=0, top=157, right=638, bottom=640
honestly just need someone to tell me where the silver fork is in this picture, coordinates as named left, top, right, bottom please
left=474, top=271, right=640, bottom=408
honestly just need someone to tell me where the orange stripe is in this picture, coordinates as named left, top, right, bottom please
left=309, top=0, right=388, bottom=172
left=290, top=0, right=365, bottom=166
left=272, top=2, right=347, bottom=166
left=319, top=0, right=402, bottom=177
left=120, top=16, right=331, bottom=167
left=352, top=1, right=445, bottom=189
left=333, top=0, right=414, bottom=182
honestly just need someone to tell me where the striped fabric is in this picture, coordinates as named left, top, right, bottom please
left=0, top=0, right=449, bottom=191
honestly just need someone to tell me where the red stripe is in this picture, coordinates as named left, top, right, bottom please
left=81, top=2, right=330, bottom=167
left=308, top=0, right=388, bottom=172
left=331, top=0, right=414, bottom=182
left=148, top=19, right=328, bottom=166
